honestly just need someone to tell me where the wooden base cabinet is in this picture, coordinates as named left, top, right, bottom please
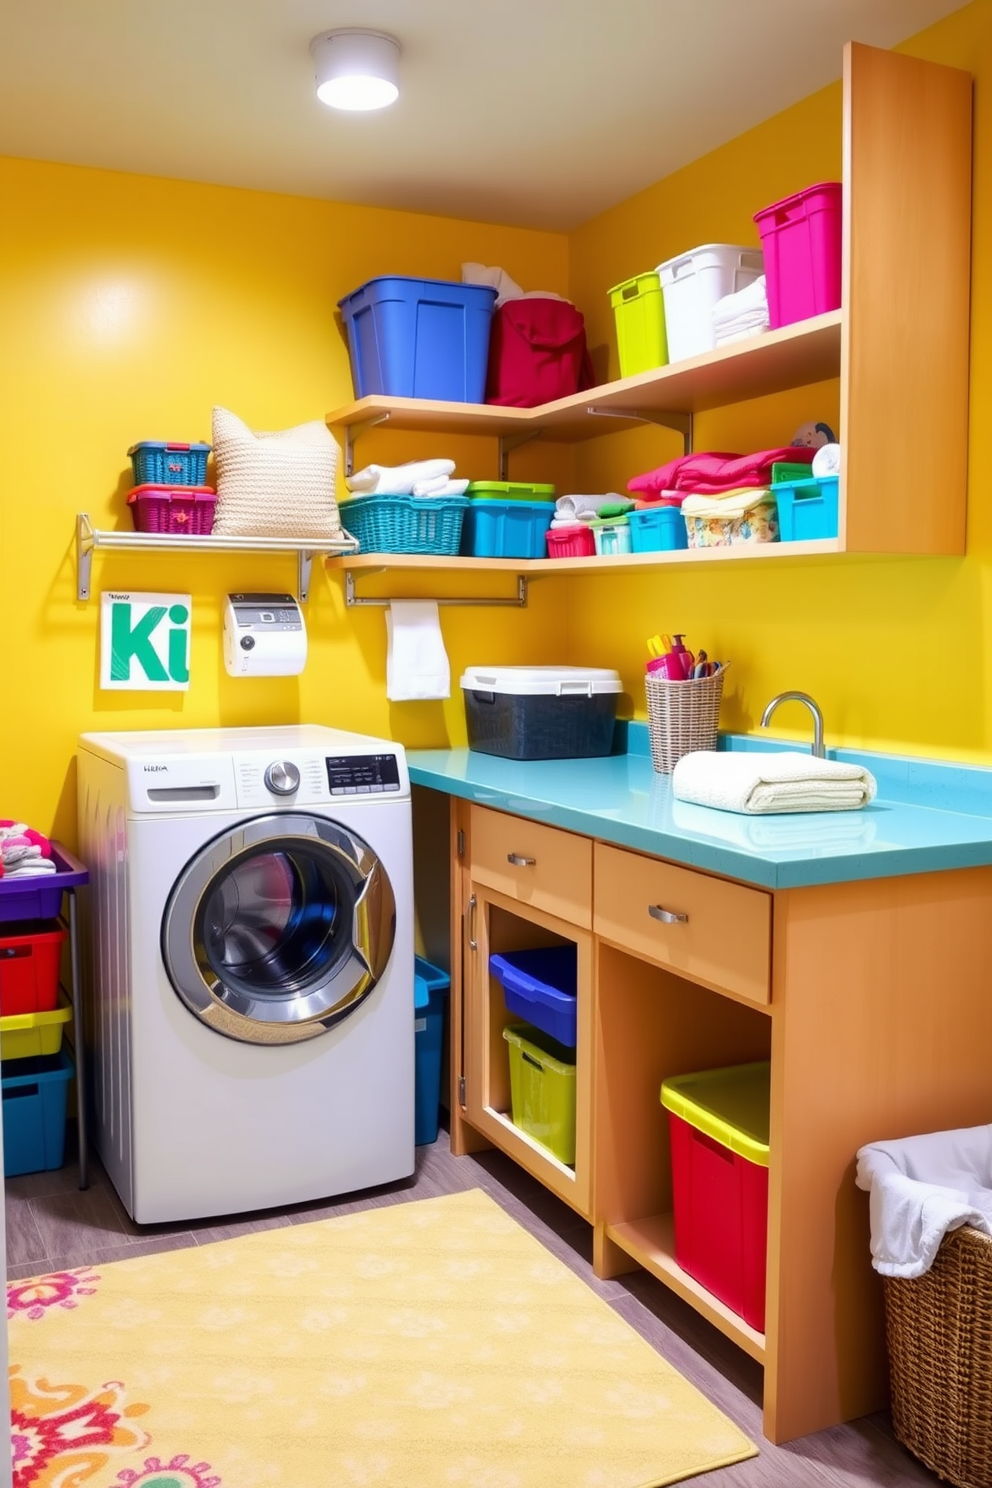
left=442, top=797, right=992, bottom=1444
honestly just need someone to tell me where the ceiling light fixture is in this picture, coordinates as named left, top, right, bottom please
left=309, top=29, right=401, bottom=112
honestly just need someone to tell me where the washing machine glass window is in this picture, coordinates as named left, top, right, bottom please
left=162, top=813, right=396, bottom=1045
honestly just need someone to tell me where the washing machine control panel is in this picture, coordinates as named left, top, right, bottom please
left=325, top=754, right=401, bottom=796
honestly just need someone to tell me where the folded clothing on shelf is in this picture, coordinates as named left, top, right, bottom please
left=346, top=459, right=456, bottom=495
left=680, top=488, right=773, bottom=519
left=671, top=751, right=877, bottom=816
left=0, top=822, right=55, bottom=878
left=629, top=447, right=816, bottom=499
left=553, top=494, right=632, bottom=526
left=712, top=275, right=770, bottom=346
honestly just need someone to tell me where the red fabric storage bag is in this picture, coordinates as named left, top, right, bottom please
left=486, top=298, right=594, bottom=407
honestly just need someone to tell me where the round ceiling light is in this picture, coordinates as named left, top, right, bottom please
left=309, top=29, right=401, bottom=111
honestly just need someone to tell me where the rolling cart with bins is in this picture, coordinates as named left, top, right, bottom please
left=0, top=843, right=89, bottom=1187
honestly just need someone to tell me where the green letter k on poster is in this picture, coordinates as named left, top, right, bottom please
left=100, top=593, right=191, bottom=691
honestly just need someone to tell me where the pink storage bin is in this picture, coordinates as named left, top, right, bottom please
left=546, top=525, right=595, bottom=559
left=127, top=484, right=217, bottom=535
left=754, top=182, right=843, bottom=329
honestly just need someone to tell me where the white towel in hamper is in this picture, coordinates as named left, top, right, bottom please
left=856, top=1127, right=992, bottom=1277
left=671, top=750, right=877, bottom=815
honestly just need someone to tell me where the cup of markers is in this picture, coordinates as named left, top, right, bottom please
left=644, top=633, right=729, bottom=773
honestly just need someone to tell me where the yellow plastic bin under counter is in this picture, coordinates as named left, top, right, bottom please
left=502, top=1024, right=576, bottom=1166
left=0, top=989, right=72, bottom=1060
left=608, top=272, right=669, bottom=378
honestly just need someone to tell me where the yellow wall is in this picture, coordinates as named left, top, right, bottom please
left=0, top=159, right=573, bottom=840
left=566, top=1, right=992, bottom=762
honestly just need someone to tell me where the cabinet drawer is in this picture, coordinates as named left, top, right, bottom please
left=470, top=806, right=592, bottom=928
left=594, top=843, right=771, bottom=1005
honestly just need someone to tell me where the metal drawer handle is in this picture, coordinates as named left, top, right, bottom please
left=468, top=894, right=478, bottom=951
left=507, top=853, right=536, bottom=867
left=648, top=904, right=689, bottom=925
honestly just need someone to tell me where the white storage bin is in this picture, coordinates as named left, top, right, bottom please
left=657, top=244, right=764, bottom=362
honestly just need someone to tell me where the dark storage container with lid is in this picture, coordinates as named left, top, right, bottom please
left=460, top=666, right=622, bottom=760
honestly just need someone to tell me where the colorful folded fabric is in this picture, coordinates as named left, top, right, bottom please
left=628, top=447, right=816, bottom=498
left=0, top=821, right=55, bottom=878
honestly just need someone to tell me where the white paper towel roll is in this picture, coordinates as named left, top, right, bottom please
left=386, top=601, right=450, bottom=701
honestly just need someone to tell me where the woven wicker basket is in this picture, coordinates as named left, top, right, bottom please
left=884, top=1225, right=992, bottom=1488
left=645, top=667, right=727, bottom=773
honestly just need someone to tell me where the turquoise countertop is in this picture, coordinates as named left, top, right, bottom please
left=407, top=726, right=992, bottom=890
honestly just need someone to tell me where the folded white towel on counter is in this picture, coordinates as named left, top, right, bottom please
left=670, top=797, right=877, bottom=853
left=385, top=601, right=450, bottom=701
left=856, top=1127, right=992, bottom=1278
left=672, top=750, right=877, bottom=815
left=347, top=459, right=455, bottom=495
left=412, top=477, right=469, bottom=497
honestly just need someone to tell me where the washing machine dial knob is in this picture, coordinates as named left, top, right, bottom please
left=264, top=760, right=300, bottom=796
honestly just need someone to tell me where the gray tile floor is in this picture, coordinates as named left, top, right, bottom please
left=6, top=1126, right=942, bottom=1486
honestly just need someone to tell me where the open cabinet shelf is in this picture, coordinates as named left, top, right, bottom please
left=606, top=1214, right=766, bottom=1362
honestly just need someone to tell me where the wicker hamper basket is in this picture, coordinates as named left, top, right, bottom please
left=645, top=667, right=727, bottom=773
left=883, top=1225, right=992, bottom=1488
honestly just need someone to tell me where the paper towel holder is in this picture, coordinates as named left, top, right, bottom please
left=344, top=572, right=528, bottom=608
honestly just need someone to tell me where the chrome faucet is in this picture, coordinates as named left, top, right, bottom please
left=760, top=691, right=826, bottom=758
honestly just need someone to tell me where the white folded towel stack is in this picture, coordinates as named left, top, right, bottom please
left=856, top=1126, right=992, bottom=1277
left=712, top=275, right=769, bottom=347
left=671, top=750, right=877, bottom=815
left=347, top=459, right=455, bottom=496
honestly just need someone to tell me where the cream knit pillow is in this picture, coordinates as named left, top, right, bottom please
left=212, top=407, right=343, bottom=539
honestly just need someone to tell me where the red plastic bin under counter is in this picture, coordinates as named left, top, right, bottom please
left=0, top=922, right=67, bottom=1017
left=661, top=1061, right=770, bottom=1332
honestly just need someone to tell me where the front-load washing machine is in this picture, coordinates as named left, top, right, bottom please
left=77, top=725, right=414, bottom=1223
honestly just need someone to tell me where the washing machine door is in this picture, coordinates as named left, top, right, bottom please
left=162, top=813, right=396, bottom=1045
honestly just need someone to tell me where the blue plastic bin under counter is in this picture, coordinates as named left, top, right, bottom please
left=414, top=956, right=450, bottom=1146
left=489, top=946, right=578, bottom=1048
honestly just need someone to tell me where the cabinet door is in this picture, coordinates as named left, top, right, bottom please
left=594, top=843, right=771, bottom=1007
left=464, top=882, right=592, bottom=1218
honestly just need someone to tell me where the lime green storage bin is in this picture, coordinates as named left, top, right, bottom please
left=608, top=272, right=669, bottom=378
left=503, top=1024, right=576, bottom=1165
left=466, top=481, right=556, bottom=502
left=0, top=990, right=73, bottom=1060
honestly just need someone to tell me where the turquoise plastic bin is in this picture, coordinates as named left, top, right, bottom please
left=460, top=500, right=556, bottom=559
left=774, top=475, right=839, bottom=541
left=628, top=506, right=688, bottom=552
left=2, top=1049, right=74, bottom=1177
left=414, top=956, right=450, bottom=1146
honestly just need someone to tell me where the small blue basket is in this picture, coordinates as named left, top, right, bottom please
left=341, top=493, right=468, bottom=556
left=628, top=505, right=688, bottom=553
left=774, top=475, right=839, bottom=541
left=460, top=500, right=556, bottom=559
left=414, top=956, right=450, bottom=1146
left=2, top=1049, right=74, bottom=1177
left=128, top=441, right=211, bottom=486
left=490, top=947, right=577, bottom=1049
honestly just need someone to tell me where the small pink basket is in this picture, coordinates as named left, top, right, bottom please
left=547, top=525, right=596, bottom=559
left=754, top=182, right=842, bottom=329
left=127, top=483, right=217, bottom=535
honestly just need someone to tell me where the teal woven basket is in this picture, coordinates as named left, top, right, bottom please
left=341, top=493, right=468, bottom=555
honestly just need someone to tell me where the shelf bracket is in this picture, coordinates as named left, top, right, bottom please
left=586, top=406, right=693, bottom=455
left=344, top=412, right=391, bottom=477
left=298, top=551, right=314, bottom=604
left=498, top=430, right=542, bottom=483
left=76, top=513, right=95, bottom=602
left=345, top=571, right=528, bottom=609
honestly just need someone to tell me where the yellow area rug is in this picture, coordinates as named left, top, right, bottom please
left=8, top=1188, right=756, bottom=1488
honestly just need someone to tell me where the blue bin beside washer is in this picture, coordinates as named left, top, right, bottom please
left=2, top=1049, right=74, bottom=1177
left=489, top=947, right=577, bottom=1048
left=773, top=475, right=839, bottom=542
left=337, top=277, right=498, bottom=403
left=414, top=956, right=450, bottom=1146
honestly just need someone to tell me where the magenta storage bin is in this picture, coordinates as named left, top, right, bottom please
left=0, top=844, right=88, bottom=925
left=127, top=484, right=217, bottom=535
left=754, top=182, right=843, bottom=329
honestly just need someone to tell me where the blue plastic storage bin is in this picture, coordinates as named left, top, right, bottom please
left=774, top=475, right=839, bottom=541
left=2, top=1049, right=73, bottom=1177
left=414, top=956, right=450, bottom=1146
left=338, top=277, right=498, bottom=403
left=628, top=505, right=688, bottom=552
left=460, top=500, right=556, bottom=559
left=489, top=947, right=577, bottom=1049
left=127, top=441, right=211, bottom=486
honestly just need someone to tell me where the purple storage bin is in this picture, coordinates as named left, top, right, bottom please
left=0, top=843, right=88, bottom=924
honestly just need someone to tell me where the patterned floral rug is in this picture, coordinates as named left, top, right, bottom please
left=8, top=1188, right=756, bottom=1487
